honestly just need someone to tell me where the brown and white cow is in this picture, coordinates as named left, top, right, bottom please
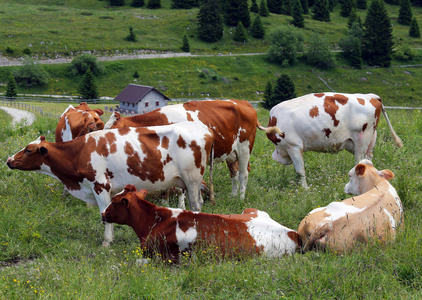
left=105, top=99, right=281, bottom=199
left=101, top=184, right=301, bottom=263
left=7, top=122, right=213, bottom=246
left=55, top=102, right=104, bottom=143
left=297, top=160, right=403, bottom=253
left=266, top=93, right=403, bottom=188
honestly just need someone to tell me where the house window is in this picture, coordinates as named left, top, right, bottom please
left=145, top=102, right=149, bottom=107
left=156, top=101, right=159, bottom=106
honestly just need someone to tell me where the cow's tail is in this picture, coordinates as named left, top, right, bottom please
left=257, top=120, right=283, bottom=135
left=208, top=143, right=215, bottom=205
left=381, top=106, right=403, bottom=148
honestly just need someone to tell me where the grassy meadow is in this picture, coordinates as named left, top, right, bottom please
left=1, top=105, right=421, bottom=299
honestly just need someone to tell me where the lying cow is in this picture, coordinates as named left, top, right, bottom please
left=105, top=99, right=281, bottom=199
left=266, top=93, right=403, bottom=188
left=7, top=122, right=213, bottom=246
left=101, top=184, right=301, bottom=263
left=297, top=160, right=403, bottom=253
left=55, top=102, right=104, bottom=142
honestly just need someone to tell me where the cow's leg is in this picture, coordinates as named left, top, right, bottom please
left=103, top=222, right=114, bottom=247
left=226, top=161, right=239, bottom=196
left=365, top=130, right=377, bottom=160
left=186, top=182, right=203, bottom=212
left=286, top=146, right=308, bottom=189
left=175, top=188, right=186, bottom=210
left=353, top=130, right=375, bottom=163
left=96, top=191, right=114, bottom=247
left=237, top=147, right=251, bottom=199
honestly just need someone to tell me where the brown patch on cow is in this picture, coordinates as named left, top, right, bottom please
left=118, top=127, right=131, bottom=136
left=177, top=135, right=187, bottom=149
left=106, top=168, right=114, bottom=179
left=96, top=136, right=109, bottom=157
left=105, top=131, right=117, bottom=154
left=287, top=231, right=302, bottom=248
left=362, top=123, right=368, bottom=132
left=369, top=98, right=382, bottom=131
left=164, top=154, right=172, bottom=165
left=314, top=93, right=325, bottom=98
left=323, top=128, right=332, bottom=138
left=186, top=112, right=194, bottom=122
left=94, top=181, right=111, bottom=195
left=323, top=95, right=349, bottom=127
left=309, top=106, right=319, bottom=118
left=162, top=136, right=170, bottom=149
left=357, top=98, right=365, bottom=105
left=189, top=140, right=202, bottom=169
left=266, top=116, right=284, bottom=145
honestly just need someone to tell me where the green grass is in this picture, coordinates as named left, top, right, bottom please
left=0, top=0, right=421, bottom=57
left=1, top=54, right=422, bottom=106
left=1, top=106, right=421, bottom=298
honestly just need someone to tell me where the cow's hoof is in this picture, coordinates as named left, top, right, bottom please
left=102, top=240, right=111, bottom=247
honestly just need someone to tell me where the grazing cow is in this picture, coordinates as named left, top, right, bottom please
left=101, top=184, right=301, bottom=263
left=7, top=122, right=213, bottom=246
left=105, top=99, right=281, bottom=199
left=297, top=160, right=403, bottom=253
left=266, top=93, right=403, bottom=188
left=55, top=102, right=104, bottom=143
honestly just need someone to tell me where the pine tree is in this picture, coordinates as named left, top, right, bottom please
left=131, top=0, right=145, bottom=7
left=301, top=0, right=309, bottom=14
left=398, top=0, right=413, bottom=25
left=312, top=0, right=330, bottom=21
left=340, top=22, right=363, bottom=68
left=6, top=73, right=17, bottom=98
left=271, top=74, right=296, bottom=106
left=133, top=70, right=140, bottom=78
left=362, top=0, right=393, bottom=67
left=262, top=81, right=273, bottom=109
left=340, top=0, right=356, bottom=17
left=198, top=0, right=224, bottom=42
left=251, top=15, right=265, bottom=38
left=259, top=0, right=270, bottom=16
left=171, top=0, right=197, bottom=9
left=126, top=26, right=137, bottom=42
left=291, top=0, right=305, bottom=27
left=250, top=0, right=259, bottom=12
left=110, top=0, right=125, bottom=6
left=347, top=7, right=361, bottom=28
left=267, top=0, right=283, bottom=14
left=356, top=0, right=366, bottom=9
left=233, top=21, right=248, bottom=42
left=409, top=17, right=421, bottom=37
left=79, top=69, right=99, bottom=100
left=181, top=34, right=190, bottom=52
left=146, top=0, right=161, bottom=9
left=223, top=0, right=251, bottom=27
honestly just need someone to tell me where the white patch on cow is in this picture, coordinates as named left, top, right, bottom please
left=60, top=105, right=74, bottom=118
left=388, top=183, right=403, bottom=214
left=245, top=210, right=297, bottom=256
left=170, top=208, right=183, bottom=219
left=383, top=208, right=396, bottom=230
left=310, top=202, right=366, bottom=223
left=176, top=221, right=197, bottom=252
left=61, top=116, right=73, bottom=142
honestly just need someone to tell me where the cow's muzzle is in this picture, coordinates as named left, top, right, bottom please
left=6, top=157, right=15, bottom=169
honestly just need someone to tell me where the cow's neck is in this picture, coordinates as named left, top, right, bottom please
left=130, top=200, right=167, bottom=240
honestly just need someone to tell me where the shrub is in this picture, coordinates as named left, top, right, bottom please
left=305, top=33, right=335, bottom=69
left=13, top=57, right=50, bottom=87
left=393, top=44, right=415, bottom=61
left=69, top=54, right=103, bottom=76
left=5, top=46, right=15, bottom=55
left=131, top=0, right=145, bottom=7
left=147, top=0, right=161, bottom=9
left=6, top=73, right=17, bottom=98
left=126, top=26, right=137, bottom=42
left=22, top=47, right=32, bottom=55
left=267, top=25, right=304, bottom=65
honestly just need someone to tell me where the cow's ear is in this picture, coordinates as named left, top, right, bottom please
left=115, top=112, right=121, bottom=121
left=39, top=147, right=48, bottom=157
left=94, top=109, right=104, bottom=116
left=355, top=164, right=366, bottom=176
left=378, top=169, right=394, bottom=181
left=122, top=198, right=129, bottom=207
left=138, top=189, right=148, bottom=199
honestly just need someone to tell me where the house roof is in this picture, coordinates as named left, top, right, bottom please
left=114, top=84, right=171, bottom=104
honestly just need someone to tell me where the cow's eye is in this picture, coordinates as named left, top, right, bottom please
left=24, top=148, right=32, bottom=153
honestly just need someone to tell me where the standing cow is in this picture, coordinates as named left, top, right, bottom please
left=105, top=99, right=281, bottom=199
left=297, top=160, right=403, bottom=253
left=7, top=122, right=213, bottom=246
left=266, top=93, right=403, bottom=188
left=55, top=102, right=105, bottom=142
left=102, top=184, right=301, bottom=263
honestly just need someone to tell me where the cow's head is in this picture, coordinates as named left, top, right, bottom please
left=64, top=103, right=104, bottom=138
left=7, top=136, right=49, bottom=171
left=101, top=185, right=148, bottom=225
left=344, top=159, right=394, bottom=195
